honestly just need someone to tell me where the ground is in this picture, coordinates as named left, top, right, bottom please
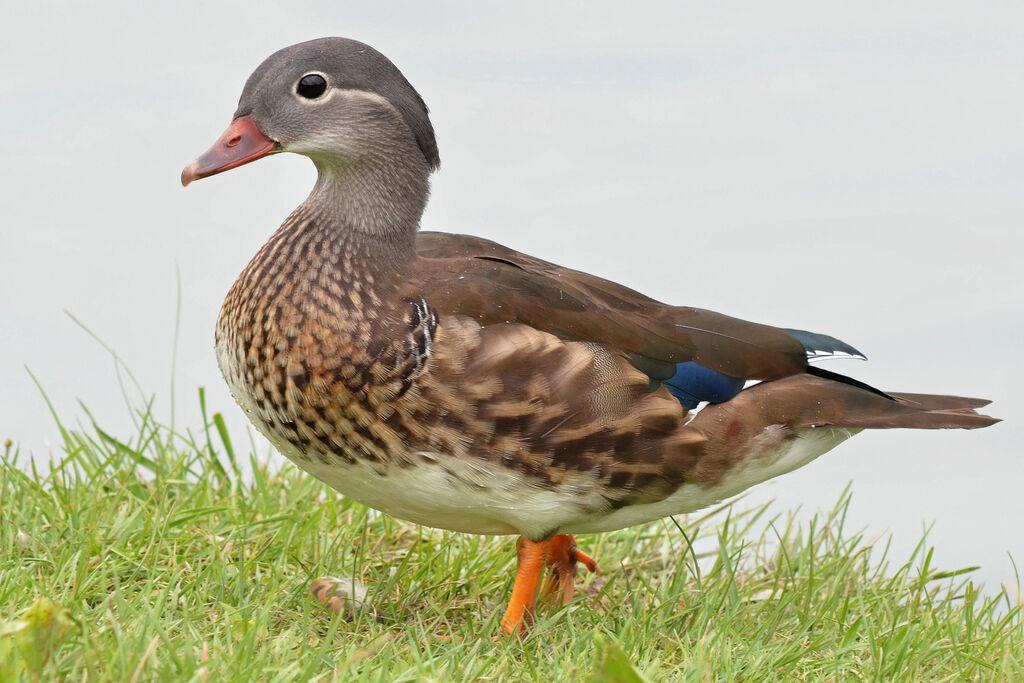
left=1, top=396, right=1022, bottom=681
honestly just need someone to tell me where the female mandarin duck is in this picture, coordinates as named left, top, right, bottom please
left=182, top=37, right=998, bottom=634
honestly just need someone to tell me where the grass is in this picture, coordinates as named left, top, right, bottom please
left=2, top=389, right=1023, bottom=682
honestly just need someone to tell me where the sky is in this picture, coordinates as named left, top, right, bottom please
left=2, top=2, right=1022, bottom=590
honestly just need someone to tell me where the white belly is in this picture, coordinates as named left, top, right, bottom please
left=274, top=438, right=606, bottom=539
left=270, top=424, right=859, bottom=539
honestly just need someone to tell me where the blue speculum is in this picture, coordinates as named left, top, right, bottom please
left=662, top=328, right=864, bottom=409
left=663, top=362, right=746, bottom=409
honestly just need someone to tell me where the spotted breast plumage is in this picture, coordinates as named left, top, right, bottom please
left=182, top=37, right=998, bottom=635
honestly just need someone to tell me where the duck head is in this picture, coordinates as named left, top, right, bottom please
left=181, top=37, right=439, bottom=187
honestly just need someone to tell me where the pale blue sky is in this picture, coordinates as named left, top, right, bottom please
left=2, top=2, right=1021, bottom=590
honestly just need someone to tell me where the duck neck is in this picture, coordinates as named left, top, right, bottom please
left=299, top=151, right=430, bottom=271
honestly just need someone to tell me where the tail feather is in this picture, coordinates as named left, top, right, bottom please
left=694, top=373, right=999, bottom=433
left=888, top=392, right=992, bottom=411
left=835, top=405, right=999, bottom=430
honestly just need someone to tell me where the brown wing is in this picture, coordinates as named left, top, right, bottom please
left=410, top=232, right=807, bottom=381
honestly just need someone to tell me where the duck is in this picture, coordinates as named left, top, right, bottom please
left=181, top=37, right=998, bottom=635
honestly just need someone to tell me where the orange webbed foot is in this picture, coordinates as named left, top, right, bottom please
left=500, top=535, right=599, bottom=636
left=541, top=534, right=599, bottom=605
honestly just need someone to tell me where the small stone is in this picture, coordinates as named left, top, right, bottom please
left=310, top=576, right=371, bottom=618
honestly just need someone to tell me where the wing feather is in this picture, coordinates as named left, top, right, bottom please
left=411, top=232, right=807, bottom=381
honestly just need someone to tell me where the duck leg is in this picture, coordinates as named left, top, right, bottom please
left=541, top=534, right=599, bottom=605
left=500, top=537, right=550, bottom=634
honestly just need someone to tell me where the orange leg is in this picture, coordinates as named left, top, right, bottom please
left=541, top=534, right=599, bottom=606
left=500, top=537, right=549, bottom=635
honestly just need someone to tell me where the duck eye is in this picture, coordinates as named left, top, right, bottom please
left=296, top=74, right=327, bottom=99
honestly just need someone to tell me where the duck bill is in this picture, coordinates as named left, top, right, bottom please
left=181, top=115, right=278, bottom=186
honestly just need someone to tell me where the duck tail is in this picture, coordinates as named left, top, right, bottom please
left=799, top=366, right=998, bottom=429
left=845, top=390, right=998, bottom=429
left=696, top=371, right=999, bottom=432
